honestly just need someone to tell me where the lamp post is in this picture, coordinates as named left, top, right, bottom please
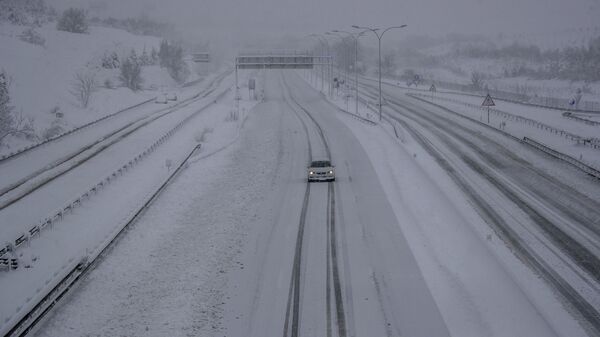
left=325, top=32, right=350, bottom=93
left=308, top=34, right=332, bottom=94
left=352, top=24, right=407, bottom=121
left=331, top=30, right=366, bottom=116
left=305, top=34, right=323, bottom=90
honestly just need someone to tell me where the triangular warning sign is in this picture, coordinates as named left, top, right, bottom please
left=429, top=84, right=436, bottom=92
left=482, top=94, right=495, bottom=107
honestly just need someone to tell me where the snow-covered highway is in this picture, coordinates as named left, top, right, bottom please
left=18, top=70, right=595, bottom=337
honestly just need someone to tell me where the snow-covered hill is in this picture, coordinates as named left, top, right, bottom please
left=0, top=22, right=192, bottom=150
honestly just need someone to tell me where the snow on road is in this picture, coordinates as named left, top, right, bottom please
left=365, top=79, right=600, bottom=170
left=34, top=73, right=278, bottom=337
left=0, top=71, right=260, bottom=335
left=0, top=72, right=232, bottom=248
left=14, top=69, right=595, bottom=337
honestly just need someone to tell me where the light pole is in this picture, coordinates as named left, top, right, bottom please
left=331, top=30, right=366, bottom=116
left=306, top=34, right=323, bottom=90
left=325, top=32, right=346, bottom=93
left=308, top=34, right=332, bottom=94
left=352, top=24, right=407, bottom=121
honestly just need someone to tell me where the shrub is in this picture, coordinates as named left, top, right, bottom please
left=0, top=72, right=15, bottom=143
left=101, top=51, right=120, bottom=69
left=119, top=50, right=143, bottom=91
left=0, top=0, right=54, bottom=27
left=19, top=27, right=45, bottom=46
left=0, top=71, right=36, bottom=144
left=56, top=8, right=88, bottom=34
left=71, top=69, right=97, bottom=108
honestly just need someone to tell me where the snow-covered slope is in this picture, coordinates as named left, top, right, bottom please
left=0, top=22, right=187, bottom=150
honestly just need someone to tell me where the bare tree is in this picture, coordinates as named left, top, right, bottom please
left=71, top=69, right=97, bottom=108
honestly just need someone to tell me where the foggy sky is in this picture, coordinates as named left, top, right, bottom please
left=55, top=0, right=600, bottom=44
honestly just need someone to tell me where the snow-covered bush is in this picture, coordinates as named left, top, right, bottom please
left=71, top=69, right=97, bottom=108
left=0, top=0, right=55, bottom=27
left=101, top=51, right=120, bottom=69
left=119, top=50, right=143, bottom=91
left=56, top=8, right=88, bottom=34
left=139, top=47, right=152, bottom=66
left=19, top=27, right=45, bottom=47
left=0, top=71, right=36, bottom=145
left=0, top=72, right=15, bottom=143
left=42, top=116, right=65, bottom=140
left=98, top=16, right=174, bottom=38
left=159, top=40, right=189, bottom=83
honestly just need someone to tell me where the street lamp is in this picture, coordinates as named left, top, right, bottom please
left=306, top=34, right=326, bottom=91
left=352, top=24, right=407, bottom=121
left=325, top=32, right=347, bottom=92
left=331, top=29, right=366, bottom=115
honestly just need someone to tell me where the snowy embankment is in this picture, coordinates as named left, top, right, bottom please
left=354, top=77, right=600, bottom=171
left=406, top=90, right=600, bottom=170
left=0, top=22, right=199, bottom=154
left=0, top=70, right=260, bottom=336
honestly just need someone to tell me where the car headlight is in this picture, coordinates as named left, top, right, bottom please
left=328, top=170, right=333, bottom=174
left=309, top=171, right=314, bottom=175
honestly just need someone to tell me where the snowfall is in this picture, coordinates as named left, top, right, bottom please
left=1, top=21, right=599, bottom=337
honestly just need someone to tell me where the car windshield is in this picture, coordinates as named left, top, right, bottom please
left=311, top=161, right=331, bottom=167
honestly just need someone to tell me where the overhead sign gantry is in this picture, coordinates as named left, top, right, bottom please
left=234, top=51, right=332, bottom=96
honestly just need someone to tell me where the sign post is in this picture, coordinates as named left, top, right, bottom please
left=481, top=93, right=496, bottom=124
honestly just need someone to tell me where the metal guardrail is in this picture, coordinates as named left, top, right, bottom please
left=3, top=142, right=204, bottom=337
left=410, top=92, right=600, bottom=151
left=562, top=112, right=600, bottom=127
left=0, top=69, right=232, bottom=164
left=0, top=88, right=230, bottom=262
left=0, top=97, right=156, bottom=163
left=363, top=76, right=600, bottom=114
left=521, top=137, right=600, bottom=179
left=406, top=93, right=600, bottom=180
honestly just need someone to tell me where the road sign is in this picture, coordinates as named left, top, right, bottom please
left=429, top=84, right=436, bottom=92
left=192, top=53, right=210, bottom=63
left=482, top=94, right=495, bottom=107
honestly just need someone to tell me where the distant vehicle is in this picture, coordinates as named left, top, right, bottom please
left=308, top=160, right=335, bottom=182
left=155, top=95, right=168, bottom=104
